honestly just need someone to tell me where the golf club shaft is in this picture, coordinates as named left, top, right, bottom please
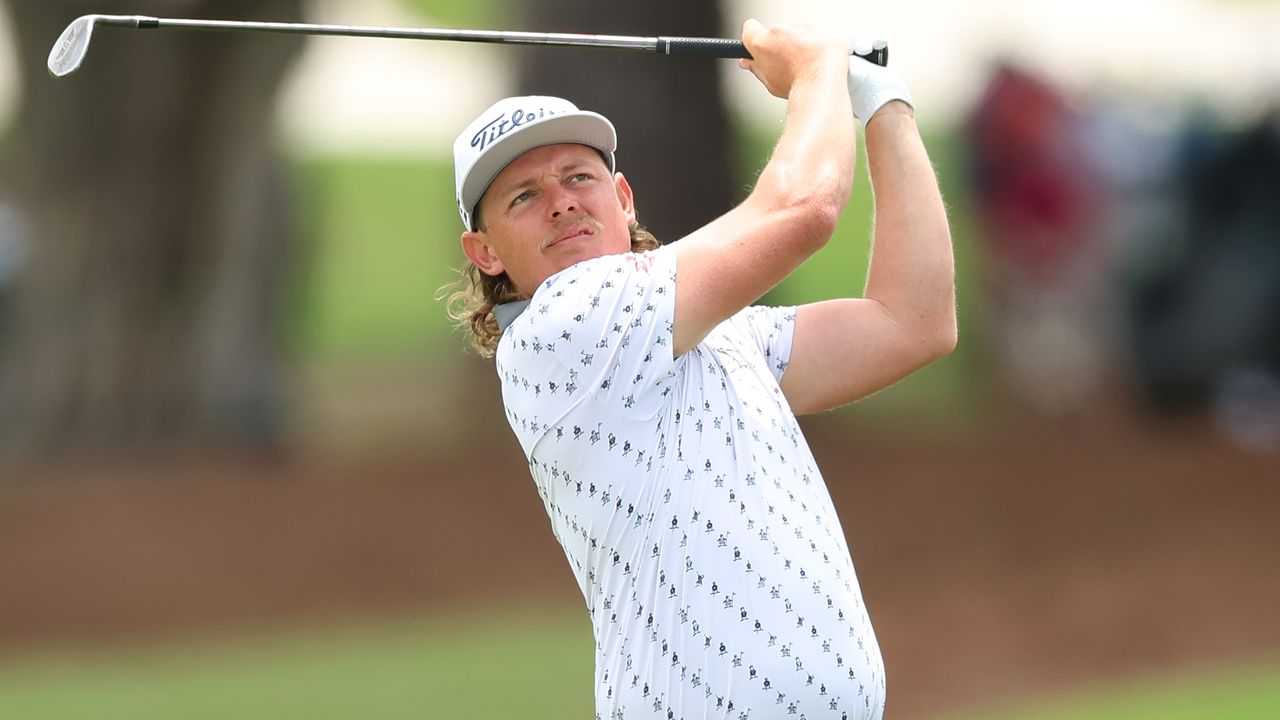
left=87, top=15, right=889, bottom=65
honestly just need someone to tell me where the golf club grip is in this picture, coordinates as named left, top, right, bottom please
left=662, top=36, right=888, bottom=67
left=662, top=37, right=750, bottom=59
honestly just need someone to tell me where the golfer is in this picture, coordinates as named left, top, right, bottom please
left=446, top=19, right=954, bottom=720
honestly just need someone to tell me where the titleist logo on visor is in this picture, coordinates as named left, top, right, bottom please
left=470, top=106, right=562, bottom=152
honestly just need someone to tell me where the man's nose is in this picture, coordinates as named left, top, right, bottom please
left=548, top=187, right=578, bottom=219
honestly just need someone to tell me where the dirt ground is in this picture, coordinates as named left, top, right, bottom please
left=1, top=404, right=1276, bottom=719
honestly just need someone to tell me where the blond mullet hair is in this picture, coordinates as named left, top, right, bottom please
left=441, top=222, right=661, bottom=358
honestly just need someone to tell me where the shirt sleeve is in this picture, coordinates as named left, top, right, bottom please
left=498, top=247, right=680, bottom=427
left=725, top=304, right=798, bottom=383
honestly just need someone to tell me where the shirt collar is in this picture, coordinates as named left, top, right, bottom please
left=493, top=300, right=530, bottom=332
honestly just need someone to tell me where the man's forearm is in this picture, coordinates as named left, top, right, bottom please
left=752, top=57, right=856, bottom=223
left=863, top=104, right=956, bottom=347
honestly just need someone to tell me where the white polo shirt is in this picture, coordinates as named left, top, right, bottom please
left=495, top=247, right=885, bottom=720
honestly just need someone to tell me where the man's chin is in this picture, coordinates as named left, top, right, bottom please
left=554, top=241, right=627, bottom=262
left=545, top=245, right=622, bottom=274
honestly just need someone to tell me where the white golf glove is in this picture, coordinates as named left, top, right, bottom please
left=847, top=33, right=913, bottom=128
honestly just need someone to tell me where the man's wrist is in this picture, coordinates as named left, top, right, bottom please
left=794, top=52, right=852, bottom=94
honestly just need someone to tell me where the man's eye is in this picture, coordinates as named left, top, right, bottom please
left=511, top=190, right=532, bottom=206
left=569, top=173, right=591, bottom=183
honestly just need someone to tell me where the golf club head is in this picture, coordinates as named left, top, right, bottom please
left=48, top=15, right=99, bottom=77
left=48, top=15, right=148, bottom=77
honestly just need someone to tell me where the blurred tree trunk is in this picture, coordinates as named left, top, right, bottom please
left=512, top=0, right=736, bottom=243
left=0, top=0, right=306, bottom=460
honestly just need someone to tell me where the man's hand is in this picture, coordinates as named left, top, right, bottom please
left=846, top=48, right=914, bottom=128
left=738, top=19, right=851, bottom=100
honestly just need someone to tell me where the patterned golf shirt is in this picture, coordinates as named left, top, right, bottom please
left=495, top=247, right=885, bottom=720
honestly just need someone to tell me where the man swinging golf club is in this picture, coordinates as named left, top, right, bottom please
left=446, top=19, right=955, bottom=720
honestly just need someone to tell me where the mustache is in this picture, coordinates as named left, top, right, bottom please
left=542, top=214, right=604, bottom=248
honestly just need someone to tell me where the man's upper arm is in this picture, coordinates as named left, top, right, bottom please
left=779, top=298, right=951, bottom=415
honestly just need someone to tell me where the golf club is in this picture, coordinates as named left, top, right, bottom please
left=48, top=14, right=889, bottom=78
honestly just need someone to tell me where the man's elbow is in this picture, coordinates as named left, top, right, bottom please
left=921, top=270, right=958, bottom=361
left=809, top=193, right=844, bottom=241
left=786, top=192, right=842, bottom=253
left=924, top=312, right=958, bottom=361
left=901, top=306, right=957, bottom=368
left=933, top=320, right=958, bottom=359
left=762, top=170, right=846, bottom=249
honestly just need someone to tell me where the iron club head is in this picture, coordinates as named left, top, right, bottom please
left=47, top=15, right=97, bottom=77
left=48, top=15, right=143, bottom=77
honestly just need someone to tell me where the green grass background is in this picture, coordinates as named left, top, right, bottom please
left=0, top=605, right=593, bottom=720
left=1, top=604, right=1275, bottom=719
left=941, top=660, right=1280, bottom=720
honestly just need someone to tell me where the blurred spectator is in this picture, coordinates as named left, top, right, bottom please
left=965, top=63, right=1112, bottom=416
left=967, top=61, right=1280, bottom=450
left=1075, top=89, right=1183, bottom=360
left=1126, top=106, right=1280, bottom=451
left=0, top=202, right=28, bottom=339
left=0, top=203, right=26, bottom=285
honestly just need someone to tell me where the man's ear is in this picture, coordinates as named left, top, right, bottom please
left=461, top=231, right=505, bottom=277
left=614, top=172, right=637, bottom=225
